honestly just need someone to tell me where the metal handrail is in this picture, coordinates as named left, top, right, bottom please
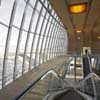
left=80, top=55, right=100, bottom=85
left=13, top=68, right=61, bottom=100
left=79, top=55, right=99, bottom=100
left=13, top=56, right=99, bottom=100
left=79, top=72, right=100, bottom=100
left=80, top=72, right=100, bottom=84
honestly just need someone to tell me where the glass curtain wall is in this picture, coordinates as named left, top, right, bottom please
left=0, top=0, right=68, bottom=89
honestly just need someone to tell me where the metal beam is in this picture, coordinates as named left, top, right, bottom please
left=2, top=0, right=17, bottom=87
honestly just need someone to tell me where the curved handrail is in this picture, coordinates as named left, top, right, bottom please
left=80, top=72, right=100, bottom=84
left=79, top=55, right=99, bottom=100
left=13, top=68, right=61, bottom=100
left=79, top=72, right=100, bottom=100
left=13, top=60, right=99, bottom=100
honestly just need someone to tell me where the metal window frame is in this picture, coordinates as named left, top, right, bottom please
left=51, top=23, right=59, bottom=58
left=2, top=0, right=18, bottom=88
left=57, top=28, right=61, bottom=56
left=54, top=24, right=60, bottom=57
left=29, top=0, right=46, bottom=69
left=38, top=10, right=51, bottom=64
left=49, top=20, right=59, bottom=59
left=39, top=0, right=64, bottom=28
left=13, top=0, right=31, bottom=80
left=59, top=28, right=63, bottom=56
left=55, top=25, right=60, bottom=57
left=39, top=13, right=56, bottom=63
left=42, top=12, right=54, bottom=62
left=21, top=0, right=39, bottom=76
left=61, top=28, right=65, bottom=55
left=46, top=16, right=57, bottom=60
left=33, top=3, right=49, bottom=67
left=1, top=0, right=68, bottom=89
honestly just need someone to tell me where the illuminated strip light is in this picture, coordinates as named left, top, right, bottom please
left=76, top=29, right=82, bottom=33
left=97, top=36, right=100, bottom=39
left=69, top=3, right=87, bottom=14
left=77, top=37, right=80, bottom=40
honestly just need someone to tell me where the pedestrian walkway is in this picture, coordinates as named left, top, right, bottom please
left=0, top=55, right=67, bottom=100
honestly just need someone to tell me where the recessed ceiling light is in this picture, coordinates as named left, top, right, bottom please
left=77, top=37, right=80, bottom=40
left=97, top=36, right=100, bottom=39
left=69, top=3, right=87, bottom=14
left=76, top=29, right=82, bottom=33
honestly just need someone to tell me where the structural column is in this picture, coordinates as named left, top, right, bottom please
left=74, top=56, right=76, bottom=81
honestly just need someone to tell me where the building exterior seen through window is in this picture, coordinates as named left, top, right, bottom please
left=0, top=0, right=68, bottom=88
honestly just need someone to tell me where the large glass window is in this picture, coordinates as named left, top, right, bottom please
left=0, top=0, right=15, bottom=25
left=0, top=25, right=8, bottom=88
left=0, top=0, right=68, bottom=89
left=6, top=27, right=19, bottom=84
left=13, top=0, right=26, bottom=27
left=23, top=5, right=33, bottom=31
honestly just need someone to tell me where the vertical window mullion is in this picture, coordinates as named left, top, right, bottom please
left=51, top=24, right=58, bottom=58
left=64, top=29, right=68, bottom=55
left=62, top=29, right=65, bottom=55
left=55, top=24, right=60, bottom=57
left=60, top=28, right=64, bottom=55
left=38, top=12, right=51, bottom=63
left=57, top=29, right=60, bottom=56
left=21, top=0, right=39, bottom=75
left=60, top=28, right=63, bottom=55
left=47, top=17, right=57, bottom=60
left=58, top=28, right=61, bottom=56
left=42, top=12, right=55, bottom=62
left=29, top=0, right=46, bottom=69
left=42, top=15, right=51, bottom=63
left=13, top=0, right=31, bottom=80
left=2, top=0, right=17, bottom=87
left=62, top=28, right=64, bottom=55
left=34, top=5, right=49, bottom=67
left=56, top=25, right=60, bottom=57
left=50, top=21, right=59, bottom=59
left=58, top=27, right=62, bottom=56
left=53, top=24, right=59, bottom=58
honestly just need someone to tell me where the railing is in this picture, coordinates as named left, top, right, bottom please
left=79, top=72, right=100, bottom=100
left=13, top=55, right=100, bottom=100
left=13, top=68, right=61, bottom=100
left=76, top=55, right=99, bottom=100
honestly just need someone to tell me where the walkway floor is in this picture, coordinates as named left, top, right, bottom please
left=19, top=74, right=51, bottom=100
left=0, top=55, right=67, bottom=100
left=54, top=89, right=85, bottom=100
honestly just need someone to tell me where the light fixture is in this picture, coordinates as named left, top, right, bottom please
left=77, top=37, right=80, bottom=40
left=97, top=36, right=100, bottom=39
left=69, top=3, right=87, bottom=14
left=76, top=29, right=82, bottom=33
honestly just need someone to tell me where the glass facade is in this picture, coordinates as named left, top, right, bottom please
left=0, top=0, right=68, bottom=89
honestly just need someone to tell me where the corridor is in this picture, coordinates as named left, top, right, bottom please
left=0, top=0, right=100, bottom=100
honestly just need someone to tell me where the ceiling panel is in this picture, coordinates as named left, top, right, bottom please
left=49, top=0, right=100, bottom=55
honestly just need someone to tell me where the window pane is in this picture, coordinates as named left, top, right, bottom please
left=8, top=28, right=19, bottom=54
left=36, top=15, right=44, bottom=34
left=0, top=0, right=15, bottom=25
left=41, top=16, right=47, bottom=36
left=31, top=11, right=39, bottom=32
left=31, top=35, right=39, bottom=67
left=13, top=0, right=26, bottom=27
left=0, top=24, right=8, bottom=88
left=23, top=5, right=33, bottom=31
left=16, top=31, right=27, bottom=77
left=27, top=34, right=34, bottom=56
left=29, top=0, right=37, bottom=8
left=4, top=28, right=19, bottom=85
left=36, top=2, right=42, bottom=11
left=25, top=33, right=34, bottom=70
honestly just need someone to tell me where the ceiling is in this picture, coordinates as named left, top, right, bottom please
left=49, top=0, right=100, bottom=55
